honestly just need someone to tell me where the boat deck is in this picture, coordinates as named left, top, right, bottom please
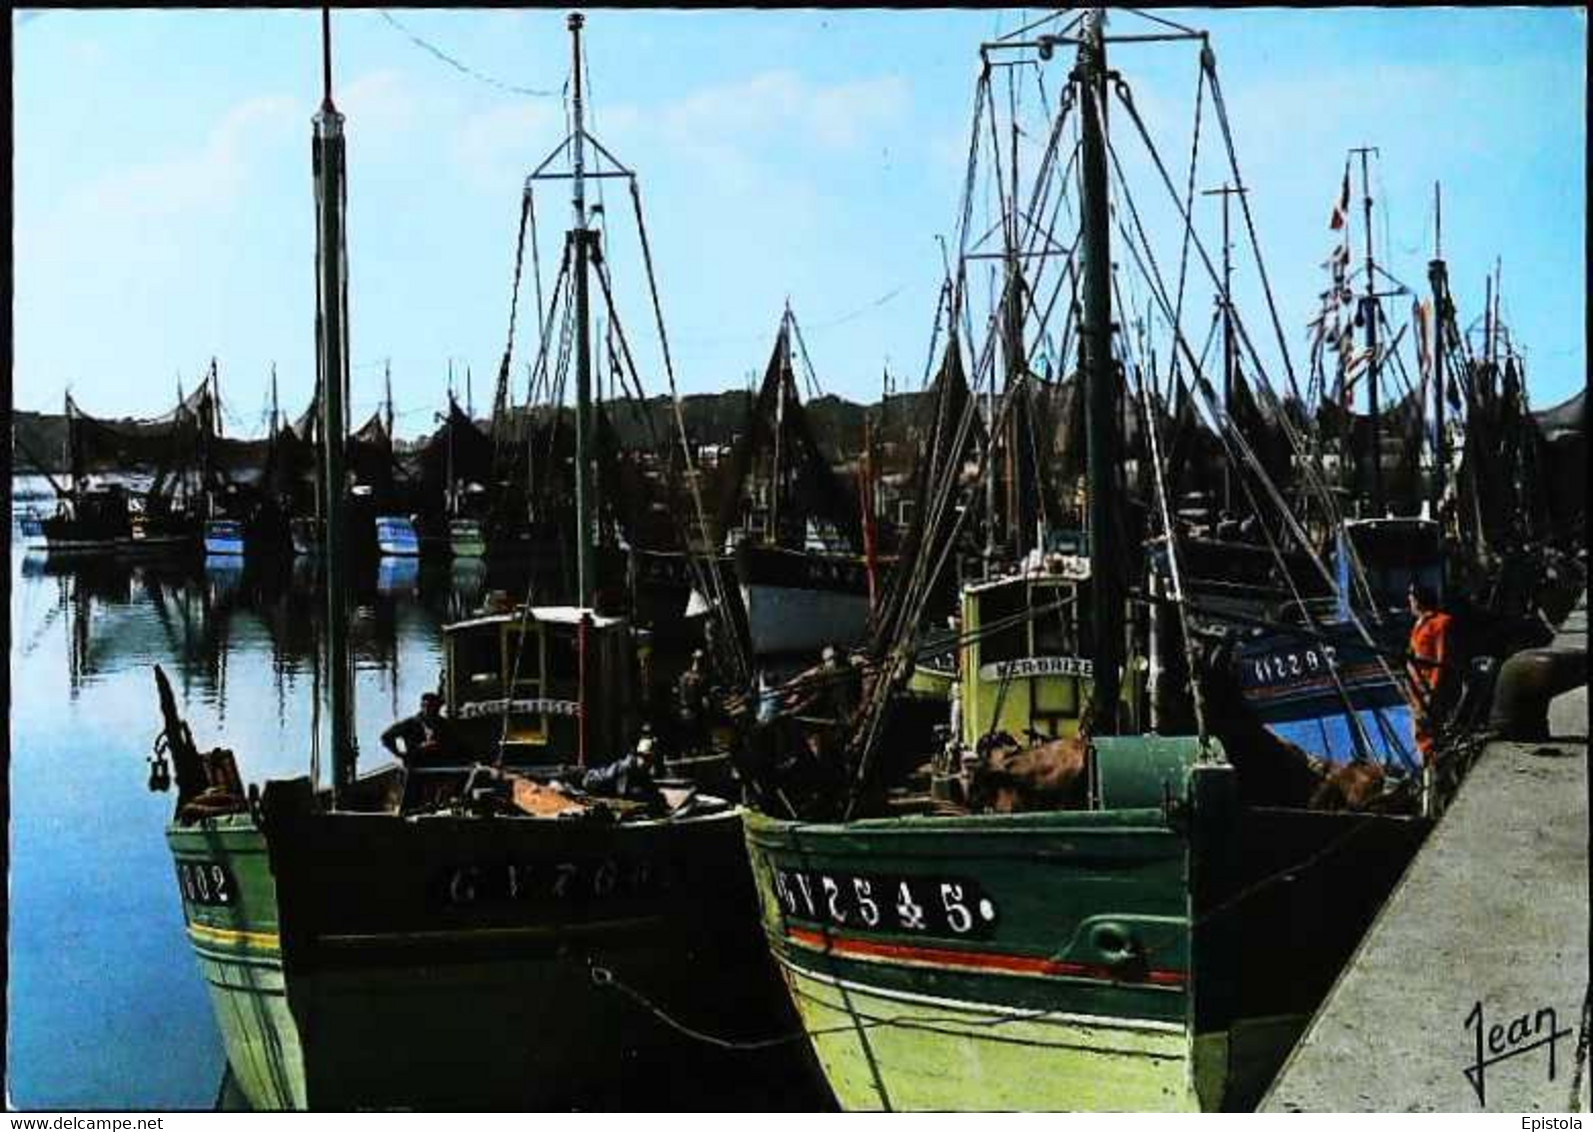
left=1261, top=593, right=1589, bottom=1113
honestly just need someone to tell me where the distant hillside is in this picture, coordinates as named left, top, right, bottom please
left=15, top=387, right=944, bottom=474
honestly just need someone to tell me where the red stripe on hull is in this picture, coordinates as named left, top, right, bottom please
left=787, top=926, right=1186, bottom=987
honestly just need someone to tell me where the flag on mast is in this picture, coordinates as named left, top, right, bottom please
left=1329, top=162, right=1351, bottom=230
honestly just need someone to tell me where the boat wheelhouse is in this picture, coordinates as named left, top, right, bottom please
left=157, top=13, right=805, bottom=1109
left=442, top=603, right=641, bottom=766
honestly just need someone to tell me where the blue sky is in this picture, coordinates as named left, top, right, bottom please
left=13, top=7, right=1586, bottom=438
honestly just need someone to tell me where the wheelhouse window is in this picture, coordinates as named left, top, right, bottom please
left=976, top=581, right=1028, bottom=665
left=452, top=629, right=503, bottom=704
left=1031, top=582, right=1087, bottom=658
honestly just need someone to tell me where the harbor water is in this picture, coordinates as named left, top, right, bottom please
left=8, top=478, right=831, bottom=1109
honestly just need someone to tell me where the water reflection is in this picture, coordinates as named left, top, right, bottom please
left=20, top=548, right=544, bottom=710
left=6, top=535, right=547, bottom=1109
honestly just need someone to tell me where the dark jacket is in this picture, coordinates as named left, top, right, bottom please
left=580, top=752, right=664, bottom=807
left=381, top=709, right=462, bottom=764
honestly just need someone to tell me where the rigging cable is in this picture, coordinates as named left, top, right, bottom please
left=376, top=10, right=557, bottom=98
left=627, top=177, right=751, bottom=686
left=1135, top=340, right=1210, bottom=749
left=1169, top=55, right=1206, bottom=404
left=1192, top=48, right=1308, bottom=405
left=1100, top=106, right=1414, bottom=767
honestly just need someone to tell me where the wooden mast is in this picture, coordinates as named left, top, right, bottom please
left=314, top=5, right=357, bottom=798
left=1077, top=9, right=1123, bottom=734
left=569, top=11, right=595, bottom=608
left=1350, top=145, right=1382, bottom=517
left=1427, top=181, right=1448, bottom=520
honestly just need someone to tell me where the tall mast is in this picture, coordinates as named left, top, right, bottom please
left=1427, top=181, right=1447, bottom=519
left=270, top=363, right=280, bottom=441
left=1491, top=258, right=1503, bottom=376
left=314, top=6, right=356, bottom=799
left=1203, top=182, right=1245, bottom=515
left=1005, top=68, right=1025, bottom=561
left=203, top=358, right=219, bottom=515
left=1482, top=269, right=1493, bottom=393
left=1077, top=9, right=1122, bottom=735
left=569, top=11, right=595, bottom=607
left=211, top=357, right=222, bottom=437
left=1350, top=145, right=1382, bottom=516
left=772, top=308, right=789, bottom=547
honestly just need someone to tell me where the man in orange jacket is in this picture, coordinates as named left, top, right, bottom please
left=1406, top=582, right=1454, bottom=764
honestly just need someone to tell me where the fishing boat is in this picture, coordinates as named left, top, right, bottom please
left=153, top=13, right=797, bottom=1109
left=21, top=382, right=215, bottom=554
left=198, top=365, right=298, bottom=559
left=739, top=13, right=1434, bottom=1111
left=414, top=390, right=495, bottom=559
left=201, top=519, right=247, bottom=557
left=714, top=308, right=873, bottom=664
left=1211, top=159, right=1584, bottom=772
left=20, top=483, right=131, bottom=552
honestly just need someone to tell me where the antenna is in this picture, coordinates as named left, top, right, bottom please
left=1434, top=180, right=1442, bottom=260
left=321, top=6, right=335, bottom=111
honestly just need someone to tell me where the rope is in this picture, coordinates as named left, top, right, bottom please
left=377, top=10, right=556, bottom=98
left=845, top=354, right=1029, bottom=815
left=527, top=186, right=546, bottom=403
left=1137, top=369, right=1211, bottom=749
left=1169, top=56, right=1205, bottom=402
left=591, top=957, right=1135, bottom=1050
left=1098, top=98, right=1414, bottom=769
left=1108, top=73, right=1379, bottom=611
left=786, top=307, right=826, bottom=401
left=628, top=178, right=750, bottom=685
left=588, top=248, right=732, bottom=604
left=1198, top=46, right=1306, bottom=406
left=494, top=186, right=534, bottom=430
left=996, top=8, right=1084, bottom=43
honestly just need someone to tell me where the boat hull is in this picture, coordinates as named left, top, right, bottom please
left=742, top=753, right=1429, bottom=1111
left=743, top=804, right=1203, bottom=1111
left=168, top=817, right=303, bottom=1109
left=18, top=510, right=129, bottom=553
left=734, top=544, right=871, bottom=659
left=1233, top=619, right=1420, bottom=769
left=169, top=799, right=805, bottom=1110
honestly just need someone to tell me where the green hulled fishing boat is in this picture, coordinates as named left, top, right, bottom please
left=740, top=11, right=1430, bottom=1111
left=155, top=12, right=796, bottom=1110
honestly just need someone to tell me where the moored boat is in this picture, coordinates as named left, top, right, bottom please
left=374, top=514, right=420, bottom=557
left=738, top=13, right=1433, bottom=1111
left=203, top=518, right=246, bottom=557
left=154, top=13, right=802, bottom=1109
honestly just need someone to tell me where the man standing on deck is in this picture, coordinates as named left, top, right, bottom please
left=1406, top=582, right=1454, bottom=763
left=382, top=692, right=461, bottom=766
left=674, top=649, right=711, bottom=755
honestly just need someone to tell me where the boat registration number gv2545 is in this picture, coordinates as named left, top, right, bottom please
left=771, top=867, right=998, bottom=937
left=176, top=860, right=236, bottom=907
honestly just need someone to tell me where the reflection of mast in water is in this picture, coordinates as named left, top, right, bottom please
left=63, top=556, right=136, bottom=699
left=444, top=556, right=489, bottom=622
left=203, top=558, right=245, bottom=724
left=68, top=569, right=88, bottom=698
